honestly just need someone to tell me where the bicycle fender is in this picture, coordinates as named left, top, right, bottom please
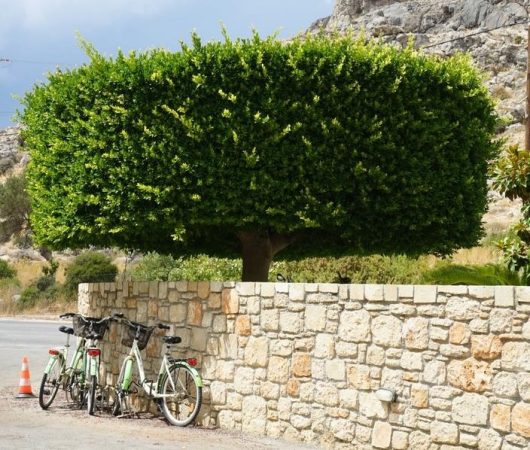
left=122, top=358, right=134, bottom=391
left=44, top=355, right=61, bottom=375
left=170, top=362, right=203, bottom=388
left=89, top=356, right=99, bottom=377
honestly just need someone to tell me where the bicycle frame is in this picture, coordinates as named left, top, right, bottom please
left=119, top=337, right=202, bottom=400
left=44, top=332, right=86, bottom=385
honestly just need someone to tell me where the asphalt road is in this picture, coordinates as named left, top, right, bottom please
left=0, top=318, right=316, bottom=450
left=0, top=318, right=64, bottom=389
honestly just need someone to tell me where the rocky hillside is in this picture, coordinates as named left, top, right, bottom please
left=309, top=0, right=527, bottom=130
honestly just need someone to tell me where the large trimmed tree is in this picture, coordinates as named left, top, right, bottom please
left=20, top=34, right=498, bottom=281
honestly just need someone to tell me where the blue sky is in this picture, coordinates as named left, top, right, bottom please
left=0, top=0, right=333, bottom=128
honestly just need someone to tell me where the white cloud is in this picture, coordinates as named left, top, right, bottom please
left=0, top=0, right=183, bottom=49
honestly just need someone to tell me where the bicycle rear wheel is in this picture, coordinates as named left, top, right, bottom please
left=38, top=358, right=63, bottom=409
left=159, top=364, right=202, bottom=426
left=87, top=375, right=97, bottom=415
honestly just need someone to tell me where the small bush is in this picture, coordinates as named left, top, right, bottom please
left=421, top=263, right=523, bottom=286
left=130, top=253, right=181, bottom=281
left=64, top=251, right=118, bottom=292
left=19, top=286, right=39, bottom=308
left=169, top=255, right=242, bottom=281
left=0, top=260, right=16, bottom=279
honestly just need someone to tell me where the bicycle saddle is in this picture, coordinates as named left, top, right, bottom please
left=59, top=326, right=74, bottom=335
left=162, top=336, right=182, bottom=344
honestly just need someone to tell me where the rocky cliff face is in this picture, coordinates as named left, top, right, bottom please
left=309, top=0, right=527, bottom=129
left=0, top=125, right=26, bottom=179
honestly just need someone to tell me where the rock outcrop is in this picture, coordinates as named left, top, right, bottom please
left=309, top=0, right=527, bottom=128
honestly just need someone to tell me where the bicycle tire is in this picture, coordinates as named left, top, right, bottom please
left=67, top=371, right=85, bottom=408
left=159, top=364, right=202, bottom=426
left=38, top=358, right=62, bottom=410
left=87, top=375, right=97, bottom=415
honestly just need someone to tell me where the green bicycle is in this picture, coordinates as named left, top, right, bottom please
left=112, top=315, right=203, bottom=426
left=39, top=312, right=89, bottom=409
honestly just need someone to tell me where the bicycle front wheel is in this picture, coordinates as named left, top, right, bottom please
left=159, top=364, right=202, bottom=426
left=38, top=358, right=63, bottom=409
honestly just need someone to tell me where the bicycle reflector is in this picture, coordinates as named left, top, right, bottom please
left=187, top=358, right=198, bottom=367
left=48, top=349, right=60, bottom=356
left=87, top=348, right=101, bottom=357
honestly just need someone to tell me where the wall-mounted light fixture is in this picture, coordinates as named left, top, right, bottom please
left=375, top=388, right=397, bottom=403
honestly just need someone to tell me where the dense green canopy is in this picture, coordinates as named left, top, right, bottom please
left=20, top=33, right=498, bottom=280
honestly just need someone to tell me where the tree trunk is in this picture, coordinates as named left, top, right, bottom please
left=238, top=230, right=293, bottom=282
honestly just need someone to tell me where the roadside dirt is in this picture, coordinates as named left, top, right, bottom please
left=0, top=387, right=315, bottom=449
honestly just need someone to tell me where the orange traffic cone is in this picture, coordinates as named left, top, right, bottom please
left=16, top=356, right=35, bottom=398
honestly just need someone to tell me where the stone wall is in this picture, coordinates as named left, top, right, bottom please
left=79, top=282, right=530, bottom=449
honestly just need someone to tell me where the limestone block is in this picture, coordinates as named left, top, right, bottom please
left=410, top=385, right=429, bottom=408
left=372, top=315, right=402, bottom=347
left=350, top=284, right=364, bottom=300
left=217, top=410, right=236, bottom=429
left=216, top=361, right=235, bottom=382
left=335, top=341, right=357, bottom=358
left=325, top=359, right=346, bottom=381
left=286, top=378, right=300, bottom=397
left=339, top=389, right=358, bottom=409
left=268, top=356, right=289, bottom=384
left=478, top=428, right=502, bottom=450
left=398, top=284, right=414, bottom=298
left=292, top=353, right=312, bottom=377
left=408, top=431, right=430, bottom=450
left=314, top=333, right=335, bottom=359
left=490, top=403, right=511, bottom=432
left=430, top=326, right=449, bottom=342
left=518, top=373, right=530, bottom=401
left=512, top=402, right=530, bottom=438
left=208, top=292, right=221, bottom=309
left=501, top=342, right=530, bottom=371
left=288, top=283, right=305, bottom=301
left=270, top=339, right=293, bottom=356
left=359, top=392, right=388, bottom=419
left=391, top=430, right=409, bottom=450
left=440, top=344, right=469, bottom=358
left=365, top=284, right=384, bottom=301
left=235, top=315, right=251, bottom=336
left=423, top=360, right=446, bottom=384
left=219, top=334, right=238, bottom=359
left=490, top=308, right=516, bottom=333
left=413, top=285, right=437, bottom=304
left=492, top=372, right=518, bottom=397
left=367, top=345, right=385, bottom=366
left=279, top=311, right=301, bottom=333
left=381, top=368, right=404, bottom=392
left=314, top=382, right=339, bottom=407
left=516, top=286, right=530, bottom=303
left=338, top=309, right=371, bottom=342
left=221, top=288, right=239, bottom=314
left=403, top=317, right=429, bottom=350
left=291, top=414, right=311, bottom=430
left=401, top=351, right=423, bottom=371
left=241, top=396, right=266, bottom=435
left=471, top=335, right=502, bottom=360
left=372, top=421, right=392, bottom=448
left=319, top=283, right=339, bottom=294
left=453, top=393, right=488, bottom=425
left=469, top=318, right=489, bottom=334
left=305, top=304, right=327, bottom=331
left=524, top=320, right=530, bottom=339
left=449, top=322, right=471, bottom=345
left=347, top=365, right=371, bottom=390
left=260, top=381, right=280, bottom=400
left=190, top=328, right=208, bottom=351
left=494, top=285, right=514, bottom=307
left=430, top=421, right=459, bottom=444
left=244, top=336, right=268, bottom=368
left=389, top=303, right=416, bottom=316
left=234, top=367, right=254, bottom=395
left=447, top=358, right=492, bottom=392
left=468, top=286, right=494, bottom=299
left=169, top=303, right=187, bottom=324
left=445, top=297, right=480, bottom=321
left=187, top=300, right=202, bottom=326
left=210, top=381, right=227, bottom=404
left=330, top=418, right=355, bottom=442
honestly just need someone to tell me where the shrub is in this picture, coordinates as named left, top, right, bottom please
left=0, top=260, right=16, bottom=279
left=64, top=251, right=118, bottom=292
left=421, top=263, right=522, bottom=285
left=0, top=174, right=31, bottom=243
left=169, top=255, right=242, bottom=281
left=130, top=252, right=181, bottom=281
left=18, top=286, right=39, bottom=308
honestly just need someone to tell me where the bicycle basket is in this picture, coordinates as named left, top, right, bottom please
left=72, top=316, right=109, bottom=338
left=122, top=322, right=153, bottom=351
